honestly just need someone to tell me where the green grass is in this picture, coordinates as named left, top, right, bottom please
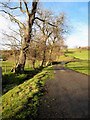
left=66, top=49, right=88, bottom=60
left=2, top=61, right=24, bottom=73
left=2, top=68, right=44, bottom=94
left=65, top=49, right=89, bottom=75
left=2, top=60, right=32, bottom=73
left=66, top=60, right=89, bottom=75
left=1, top=66, right=53, bottom=120
left=2, top=60, right=41, bottom=74
left=2, top=61, right=14, bottom=73
left=57, top=54, right=74, bottom=62
left=2, top=73, right=28, bottom=94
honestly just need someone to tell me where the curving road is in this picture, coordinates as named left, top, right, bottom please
left=37, top=65, right=88, bottom=119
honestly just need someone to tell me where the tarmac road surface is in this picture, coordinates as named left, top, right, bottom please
left=37, top=65, right=88, bottom=119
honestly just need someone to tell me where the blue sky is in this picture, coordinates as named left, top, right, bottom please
left=42, top=2, right=88, bottom=48
left=44, top=2, right=88, bottom=23
left=0, top=1, right=88, bottom=49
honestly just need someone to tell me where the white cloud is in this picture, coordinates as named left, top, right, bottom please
left=65, top=22, right=88, bottom=48
left=0, top=14, right=20, bottom=50
left=0, top=14, right=9, bottom=30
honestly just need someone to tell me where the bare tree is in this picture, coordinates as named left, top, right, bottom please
left=35, top=9, right=56, bottom=67
left=35, top=10, right=67, bottom=67
left=0, top=1, right=68, bottom=72
left=0, top=0, right=39, bottom=73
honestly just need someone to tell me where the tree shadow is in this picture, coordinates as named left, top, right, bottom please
left=2, top=68, right=43, bottom=95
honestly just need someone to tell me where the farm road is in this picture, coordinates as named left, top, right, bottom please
left=37, top=65, right=88, bottom=119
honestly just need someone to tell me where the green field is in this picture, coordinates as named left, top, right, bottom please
left=66, top=60, right=89, bottom=75
left=2, top=61, right=32, bottom=74
left=2, top=60, right=41, bottom=74
left=2, top=61, right=14, bottom=73
left=65, top=49, right=89, bottom=75
left=66, top=49, right=88, bottom=60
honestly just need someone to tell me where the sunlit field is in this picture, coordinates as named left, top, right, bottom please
left=65, top=49, right=89, bottom=75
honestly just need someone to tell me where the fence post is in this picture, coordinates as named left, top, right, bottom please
left=5, top=65, right=6, bottom=73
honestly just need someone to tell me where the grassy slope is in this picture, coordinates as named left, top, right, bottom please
left=2, top=73, right=27, bottom=94
left=66, top=49, right=88, bottom=60
left=66, top=60, right=89, bottom=75
left=57, top=55, right=74, bottom=62
left=65, top=49, right=89, bottom=75
left=1, top=66, right=53, bottom=120
left=2, top=68, right=41, bottom=94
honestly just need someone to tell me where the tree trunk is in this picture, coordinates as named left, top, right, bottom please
left=15, top=50, right=26, bottom=73
left=41, top=49, right=46, bottom=67
left=11, top=1, right=38, bottom=73
left=32, top=60, right=35, bottom=69
left=11, top=48, right=26, bottom=73
left=49, top=48, right=53, bottom=64
left=32, top=49, right=37, bottom=69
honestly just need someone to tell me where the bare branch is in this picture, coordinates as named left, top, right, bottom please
left=9, top=27, right=20, bottom=35
left=19, top=0, right=26, bottom=13
left=0, top=43, right=21, bottom=47
left=0, top=2, right=20, bottom=10
left=23, top=0, right=30, bottom=16
left=0, top=10, right=25, bottom=29
left=35, top=17, right=57, bottom=27
left=35, top=20, right=42, bottom=31
left=2, top=32, right=21, bottom=43
left=47, top=32, right=52, bottom=39
left=31, top=0, right=39, bottom=15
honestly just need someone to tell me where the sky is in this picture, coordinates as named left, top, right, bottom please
left=43, top=2, right=88, bottom=48
left=0, top=1, right=88, bottom=49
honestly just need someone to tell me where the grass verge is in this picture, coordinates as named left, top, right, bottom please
left=65, top=49, right=89, bottom=75
left=66, top=60, right=90, bottom=75
left=1, top=66, right=53, bottom=120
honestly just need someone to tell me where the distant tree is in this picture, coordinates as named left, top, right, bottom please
left=1, top=29, right=21, bottom=65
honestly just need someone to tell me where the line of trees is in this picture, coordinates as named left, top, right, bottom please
left=0, top=0, right=68, bottom=73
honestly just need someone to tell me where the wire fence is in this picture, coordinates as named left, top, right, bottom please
left=2, top=64, right=33, bottom=73
left=2, top=65, right=13, bottom=73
